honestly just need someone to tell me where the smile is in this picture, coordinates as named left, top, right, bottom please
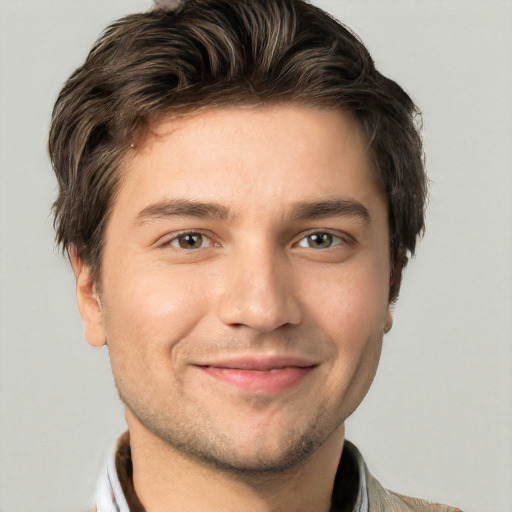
left=194, top=356, right=318, bottom=393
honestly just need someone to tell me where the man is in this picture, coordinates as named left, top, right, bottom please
left=48, top=0, right=462, bottom=510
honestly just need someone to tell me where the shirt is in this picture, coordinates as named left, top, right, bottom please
left=94, top=432, right=461, bottom=512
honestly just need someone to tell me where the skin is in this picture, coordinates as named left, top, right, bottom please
left=72, top=105, right=393, bottom=512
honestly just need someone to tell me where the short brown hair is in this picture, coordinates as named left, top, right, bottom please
left=49, top=0, right=426, bottom=302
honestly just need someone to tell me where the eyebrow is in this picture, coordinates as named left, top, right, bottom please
left=134, top=197, right=371, bottom=226
left=291, top=199, right=371, bottom=223
left=135, top=199, right=231, bottom=224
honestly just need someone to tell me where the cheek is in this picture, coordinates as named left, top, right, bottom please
left=100, top=261, right=211, bottom=354
left=306, top=260, right=390, bottom=337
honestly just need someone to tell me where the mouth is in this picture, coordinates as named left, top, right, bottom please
left=194, top=355, right=319, bottom=393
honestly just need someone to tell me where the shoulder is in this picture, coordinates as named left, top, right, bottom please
left=366, top=469, right=463, bottom=512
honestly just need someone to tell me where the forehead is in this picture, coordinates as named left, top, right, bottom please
left=116, top=104, right=383, bottom=219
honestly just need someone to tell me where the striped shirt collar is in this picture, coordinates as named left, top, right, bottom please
left=95, top=440, right=130, bottom=512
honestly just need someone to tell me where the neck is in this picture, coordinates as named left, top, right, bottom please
left=126, top=413, right=345, bottom=512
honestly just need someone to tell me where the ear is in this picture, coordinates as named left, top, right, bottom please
left=383, top=307, right=393, bottom=334
left=69, top=249, right=106, bottom=347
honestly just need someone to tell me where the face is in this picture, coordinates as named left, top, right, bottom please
left=76, top=105, right=392, bottom=472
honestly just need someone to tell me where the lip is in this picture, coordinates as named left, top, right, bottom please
left=194, top=355, right=318, bottom=393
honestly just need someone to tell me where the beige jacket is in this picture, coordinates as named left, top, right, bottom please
left=365, top=469, right=462, bottom=512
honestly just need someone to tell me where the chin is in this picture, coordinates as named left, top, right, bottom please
left=126, top=397, right=341, bottom=475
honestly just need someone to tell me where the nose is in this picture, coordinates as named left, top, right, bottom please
left=217, top=245, right=303, bottom=333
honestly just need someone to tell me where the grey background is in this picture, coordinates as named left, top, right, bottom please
left=1, top=1, right=511, bottom=511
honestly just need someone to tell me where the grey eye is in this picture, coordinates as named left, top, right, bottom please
left=299, top=233, right=335, bottom=249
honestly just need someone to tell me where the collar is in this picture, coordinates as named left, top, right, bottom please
left=95, top=432, right=369, bottom=512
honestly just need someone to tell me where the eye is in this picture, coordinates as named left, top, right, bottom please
left=297, top=232, right=341, bottom=249
left=169, top=232, right=212, bottom=250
